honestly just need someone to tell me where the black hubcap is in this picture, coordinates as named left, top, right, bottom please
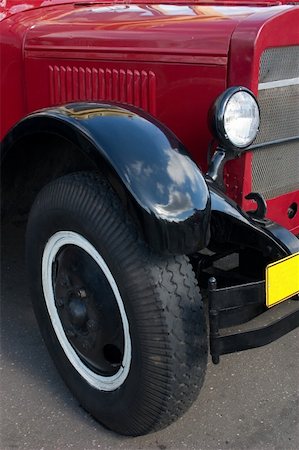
left=52, top=245, right=124, bottom=376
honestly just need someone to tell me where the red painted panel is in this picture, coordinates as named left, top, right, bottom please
left=226, top=6, right=299, bottom=231
left=267, top=191, right=299, bottom=235
left=26, top=55, right=227, bottom=172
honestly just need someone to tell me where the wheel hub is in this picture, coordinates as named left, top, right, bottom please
left=52, top=244, right=125, bottom=377
left=68, top=297, right=87, bottom=327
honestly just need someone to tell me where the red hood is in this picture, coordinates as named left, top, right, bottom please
left=1, top=0, right=298, bottom=21
left=16, top=2, right=297, bottom=64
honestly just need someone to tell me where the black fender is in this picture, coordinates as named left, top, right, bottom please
left=208, top=181, right=299, bottom=260
left=1, top=103, right=211, bottom=255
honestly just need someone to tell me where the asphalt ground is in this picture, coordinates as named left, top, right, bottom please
left=1, top=223, right=298, bottom=450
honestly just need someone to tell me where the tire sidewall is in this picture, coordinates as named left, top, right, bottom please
left=28, top=207, right=147, bottom=428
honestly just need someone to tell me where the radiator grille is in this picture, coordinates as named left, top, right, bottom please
left=254, top=84, right=299, bottom=145
left=252, top=140, right=299, bottom=200
left=251, top=46, right=299, bottom=199
left=259, top=46, right=299, bottom=83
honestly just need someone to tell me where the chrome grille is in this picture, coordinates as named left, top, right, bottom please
left=251, top=46, right=299, bottom=199
left=252, top=140, right=299, bottom=200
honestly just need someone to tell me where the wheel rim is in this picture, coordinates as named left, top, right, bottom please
left=42, top=231, right=131, bottom=391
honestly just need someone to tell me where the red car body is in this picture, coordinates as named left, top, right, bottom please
left=1, top=0, right=298, bottom=233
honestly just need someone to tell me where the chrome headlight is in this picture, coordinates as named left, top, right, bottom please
left=211, top=87, right=260, bottom=150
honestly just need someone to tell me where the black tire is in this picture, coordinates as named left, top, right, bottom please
left=26, top=172, right=207, bottom=436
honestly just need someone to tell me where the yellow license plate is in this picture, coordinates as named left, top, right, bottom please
left=266, top=252, right=299, bottom=308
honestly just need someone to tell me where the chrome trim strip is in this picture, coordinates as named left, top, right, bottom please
left=250, top=136, right=299, bottom=150
left=259, top=77, right=299, bottom=90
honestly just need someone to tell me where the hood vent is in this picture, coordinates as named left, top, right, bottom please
left=49, top=65, right=157, bottom=115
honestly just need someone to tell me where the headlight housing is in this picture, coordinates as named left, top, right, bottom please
left=211, top=87, right=260, bottom=151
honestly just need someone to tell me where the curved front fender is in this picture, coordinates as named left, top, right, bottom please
left=2, top=103, right=211, bottom=254
left=208, top=181, right=299, bottom=259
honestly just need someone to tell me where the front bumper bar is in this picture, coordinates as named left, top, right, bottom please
left=208, top=277, right=299, bottom=364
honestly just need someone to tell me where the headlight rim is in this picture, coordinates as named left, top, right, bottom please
left=211, top=86, right=260, bottom=151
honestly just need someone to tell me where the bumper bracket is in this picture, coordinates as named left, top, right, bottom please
left=208, top=277, right=299, bottom=364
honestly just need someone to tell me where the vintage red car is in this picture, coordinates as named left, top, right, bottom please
left=1, top=0, right=299, bottom=437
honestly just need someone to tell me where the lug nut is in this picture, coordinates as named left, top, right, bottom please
left=65, top=329, right=76, bottom=338
left=56, top=297, right=64, bottom=308
left=77, top=289, right=87, bottom=298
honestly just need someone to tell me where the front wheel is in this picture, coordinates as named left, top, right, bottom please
left=26, top=172, right=207, bottom=436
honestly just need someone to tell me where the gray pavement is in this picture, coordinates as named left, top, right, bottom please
left=1, top=223, right=298, bottom=450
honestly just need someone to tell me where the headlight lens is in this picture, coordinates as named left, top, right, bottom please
left=224, top=91, right=259, bottom=147
left=211, top=87, right=260, bottom=150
